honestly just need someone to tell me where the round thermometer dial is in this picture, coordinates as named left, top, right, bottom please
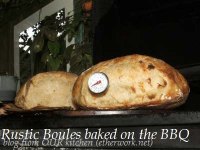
left=88, top=72, right=109, bottom=94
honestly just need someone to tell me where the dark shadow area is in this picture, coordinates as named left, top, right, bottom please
left=93, top=0, right=200, bottom=110
left=93, top=0, right=200, bottom=67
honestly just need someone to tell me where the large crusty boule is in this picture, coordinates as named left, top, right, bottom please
left=73, top=54, right=189, bottom=110
left=15, top=71, right=77, bottom=110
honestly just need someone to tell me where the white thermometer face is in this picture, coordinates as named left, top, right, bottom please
left=88, top=72, right=109, bottom=94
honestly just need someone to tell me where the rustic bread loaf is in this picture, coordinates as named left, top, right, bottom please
left=73, top=54, right=189, bottom=110
left=15, top=71, right=77, bottom=110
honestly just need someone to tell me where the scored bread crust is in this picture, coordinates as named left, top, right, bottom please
left=15, top=71, right=77, bottom=110
left=73, top=54, right=189, bottom=110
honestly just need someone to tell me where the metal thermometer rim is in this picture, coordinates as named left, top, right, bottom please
left=88, top=72, right=109, bottom=94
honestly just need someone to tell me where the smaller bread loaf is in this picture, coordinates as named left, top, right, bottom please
left=73, top=54, right=190, bottom=110
left=15, top=71, right=77, bottom=110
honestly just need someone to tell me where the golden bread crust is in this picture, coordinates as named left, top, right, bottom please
left=73, top=54, right=189, bottom=110
left=15, top=71, right=77, bottom=110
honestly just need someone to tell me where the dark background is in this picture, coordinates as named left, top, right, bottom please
left=93, top=0, right=200, bottom=68
left=92, top=0, right=200, bottom=110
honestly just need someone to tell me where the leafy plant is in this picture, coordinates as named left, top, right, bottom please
left=30, top=2, right=93, bottom=75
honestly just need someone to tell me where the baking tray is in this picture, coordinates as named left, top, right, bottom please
left=53, top=109, right=168, bottom=116
left=0, top=103, right=170, bottom=116
left=0, top=104, right=200, bottom=128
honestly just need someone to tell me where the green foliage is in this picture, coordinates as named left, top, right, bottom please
left=44, top=28, right=58, bottom=41
left=48, top=41, right=60, bottom=56
left=69, top=43, right=93, bottom=75
left=48, top=56, right=60, bottom=71
left=30, top=1, right=93, bottom=75
left=63, top=44, right=75, bottom=63
left=31, top=33, right=44, bottom=53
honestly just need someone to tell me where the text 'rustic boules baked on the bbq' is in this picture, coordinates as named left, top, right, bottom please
left=72, top=54, right=190, bottom=110
left=15, top=71, right=77, bottom=110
